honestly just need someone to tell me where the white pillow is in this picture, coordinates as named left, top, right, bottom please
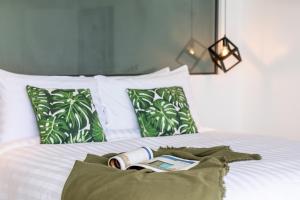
left=110, top=67, right=170, bottom=80
left=95, top=67, right=171, bottom=126
left=0, top=69, right=104, bottom=143
left=94, top=65, right=201, bottom=141
left=79, top=67, right=170, bottom=80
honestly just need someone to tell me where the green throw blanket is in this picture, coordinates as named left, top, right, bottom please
left=62, top=146, right=261, bottom=200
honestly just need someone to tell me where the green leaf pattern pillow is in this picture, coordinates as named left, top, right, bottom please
left=27, top=86, right=106, bottom=144
left=128, top=86, right=198, bottom=137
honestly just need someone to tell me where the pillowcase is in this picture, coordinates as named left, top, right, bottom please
left=0, top=69, right=104, bottom=143
left=26, top=86, right=106, bottom=144
left=127, top=86, right=198, bottom=137
left=94, top=65, right=201, bottom=141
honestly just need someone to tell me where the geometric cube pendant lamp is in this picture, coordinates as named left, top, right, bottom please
left=208, top=0, right=242, bottom=73
left=208, top=35, right=242, bottom=72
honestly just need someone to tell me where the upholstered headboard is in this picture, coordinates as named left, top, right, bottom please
left=0, top=0, right=217, bottom=75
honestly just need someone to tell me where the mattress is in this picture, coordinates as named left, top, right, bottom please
left=0, top=132, right=299, bottom=200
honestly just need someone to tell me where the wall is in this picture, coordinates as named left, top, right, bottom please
left=191, top=0, right=300, bottom=139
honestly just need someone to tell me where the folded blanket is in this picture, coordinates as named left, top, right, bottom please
left=62, top=146, right=261, bottom=200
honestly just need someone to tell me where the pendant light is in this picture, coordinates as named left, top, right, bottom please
left=208, top=0, right=242, bottom=73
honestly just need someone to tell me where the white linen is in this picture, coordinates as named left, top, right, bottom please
left=105, top=127, right=215, bottom=142
left=104, top=128, right=142, bottom=141
left=0, top=132, right=299, bottom=200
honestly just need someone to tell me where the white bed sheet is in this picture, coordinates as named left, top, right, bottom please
left=0, top=132, right=299, bottom=200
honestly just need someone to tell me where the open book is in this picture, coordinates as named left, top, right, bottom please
left=108, top=147, right=199, bottom=172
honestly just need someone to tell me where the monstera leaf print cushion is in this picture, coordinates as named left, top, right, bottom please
left=127, top=86, right=198, bottom=137
left=27, top=86, right=106, bottom=144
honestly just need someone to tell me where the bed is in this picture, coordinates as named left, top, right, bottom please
left=0, top=131, right=299, bottom=200
left=0, top=66, right=299, bottom=199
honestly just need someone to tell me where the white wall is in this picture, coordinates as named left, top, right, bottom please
left=191, top=0, right=300, bottom=139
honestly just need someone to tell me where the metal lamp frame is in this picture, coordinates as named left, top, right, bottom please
left=208, top=36, right=242, bottom=73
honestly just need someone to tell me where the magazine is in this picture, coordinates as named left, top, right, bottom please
left=108, top=147, right=199, bottom=172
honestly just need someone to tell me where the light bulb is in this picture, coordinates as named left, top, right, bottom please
left=220, top=46, right=229, bottom=57
left=188, top=48, right=195, bottom=55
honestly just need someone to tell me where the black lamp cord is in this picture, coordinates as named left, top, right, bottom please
left=224, top=0, right=227, bottom=37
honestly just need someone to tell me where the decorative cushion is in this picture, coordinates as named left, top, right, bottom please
left=127, top=86, right=198, bottom=137
left=26, top=86, right=106, bottom=144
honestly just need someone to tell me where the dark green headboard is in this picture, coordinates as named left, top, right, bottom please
left=0, top=0, right=217, bottom=75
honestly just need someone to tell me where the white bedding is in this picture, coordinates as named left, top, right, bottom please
left=0, top=132, right=299, bottom=200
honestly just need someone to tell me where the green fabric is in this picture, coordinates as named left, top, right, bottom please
left=127, top=87, right=198, bottom=137
left=27, top=85, right=106, bottom=144
left=62, top=146, right=261, bottom=200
